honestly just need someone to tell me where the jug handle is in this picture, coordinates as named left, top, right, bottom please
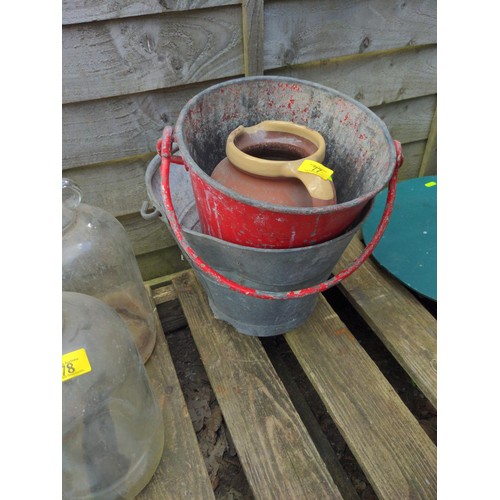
left=159, top=126, right=403, bottom=300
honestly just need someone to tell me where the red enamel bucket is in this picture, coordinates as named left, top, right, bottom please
left=171, top=76, right=400, bottom=249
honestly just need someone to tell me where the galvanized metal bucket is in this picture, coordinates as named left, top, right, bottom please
left=174, top=76, right=400, bottom=248
left=144, top=154, right=374, bottom=336
left=143, top=76, right=403, bottom=336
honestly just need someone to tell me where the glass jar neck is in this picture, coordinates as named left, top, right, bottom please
left=62, top=178, right=82, bottom=231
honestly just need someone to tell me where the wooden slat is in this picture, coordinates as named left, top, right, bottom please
left=242, top=0, right=264, bottom=76
left=267, top=45, right=437, bottom=109
left=63, top=158, right=154, bottom=215
left=138, top=289, right=215, bottom=499
left=335, top=234, right=437, bottom=408
left=117, top=213, right=175, bottom=256
left=398, top=140, right=427, bottom=180
left=63, top=0, right=241, bottom=25
left=263, top=0, right=436, bottom=70
left=419, top=107, right=438, bottom=177
left=62, top=89, right=435, bottom=170
left=62, top=7, right=243, bottom=103
left=371, top=94, right=436, bottom=145
left=264, top=344, right=360, bottom=500
left=137, top=247, right=190, bottom=281
left=285, top=295, right=437, bottom=499
left=151, top=283, right=178, bottom=306
left=172, top=271, right=343, bottom=500
left=62, top=83, right=209, bottom=169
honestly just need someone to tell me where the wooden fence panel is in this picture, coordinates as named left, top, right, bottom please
left=61, top=0, right=437, bottom=277
left=63, top=81, right=215, bottom=169
left=63, top=48, right=436, bottom=169
left=62, top=6, right=243, bottom=103
left=267, top=45, right=437, bottom=108
left=118, top=213, right=175, bottom=256
left=263, top=0, right=436, bottom=70
left=63, top=0, right=241, bottom=25
left=371, top=95, right=436, bottom=144
left=63, top=157, right=154, bottom=216
left=398, top=140, right=427, bottom=180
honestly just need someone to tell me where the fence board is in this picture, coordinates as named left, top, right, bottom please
left=62, top=83, right=210, bottom=169
left=63, top=50, right=435, bottom=168
left=263, top=0, right=436, bottom=70
left=399, top=140, right=427, bottom=180
left=419, top=108, right=437, bottom=177
left=63, top=157, right=153, bottom=215
left=372, top=95, right=436, bottom=145
left=118, top=213, right=175, bottom=256
left=62, top=7, right=243, bottom=103
left=267, top=45, right=436, bottom=108
left=63, top=0, right=240, bottom=25
left=242, top=0, right=264, bottom=75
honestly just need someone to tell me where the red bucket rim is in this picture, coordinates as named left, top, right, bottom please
left=174, top=75, right=396, bottom=215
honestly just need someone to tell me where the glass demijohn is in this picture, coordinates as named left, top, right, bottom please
left=62, top=291, right=164, bottom=499
left=62, top=178, right=157, bottom=362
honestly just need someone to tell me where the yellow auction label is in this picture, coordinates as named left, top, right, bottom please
left=62, top=348, right=92, bottom=382
left=298, top=160, right=334, bottom=181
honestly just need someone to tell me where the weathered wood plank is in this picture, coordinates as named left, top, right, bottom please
left=242, top=0, right=264, bottom=75
left=267, top=45, right=437, bottom=108
left=263, top=0, right=436, bottom=70
left=264, top=343, right=360, bottom=500
left=335, top=234, right=437, bottom=408
left=63, top=0, right=241, bottom=25
left=63, top=87, right=435, bottom=169
left=62, top=7, right=243, bottom=103
left=152, top=283, right=178, bottom=305
left=371, top=94, right=436, bottom=145
left=62, top=99, right=433, bottom=266
left=172, top=271, right=343, bottom=500
left=151, top=280, right=187, bottom=333
left=285, top=295, right=437, bottom=499
left=137, top=247, right=190, bottom=281
left=419, top=107, right=438, bottom=177
left=138, top=289, right=215, bottom=499
left=146, top=270, right=192, bottom=289
left=117, top=212, right=175, bottom=256
left=62, top=83, right=210, bottom=169
left=398, top=140, right=427, bottom=180
left=63, top=157, right=154, bottom=215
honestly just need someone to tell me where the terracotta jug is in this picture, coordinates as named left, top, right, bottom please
left=211, top=120, right=337, bottom=208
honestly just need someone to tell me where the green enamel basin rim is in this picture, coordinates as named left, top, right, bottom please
left=361, top=175, right=437, bottom=301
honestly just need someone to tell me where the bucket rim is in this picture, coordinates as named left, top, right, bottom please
left=175, top=75, right=396, bottom=215
left=145, top=153, right=372, bottom=253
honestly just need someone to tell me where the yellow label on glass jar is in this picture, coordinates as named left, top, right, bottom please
left=298, top=160, right=334, bottom=180
left=62, top=348, right=92, bottom=382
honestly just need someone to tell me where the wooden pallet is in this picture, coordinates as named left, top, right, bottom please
left=138, top=234, right=437, bottom=500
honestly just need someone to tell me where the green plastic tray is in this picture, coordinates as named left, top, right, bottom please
left=361, top=175, right=437, bottom=301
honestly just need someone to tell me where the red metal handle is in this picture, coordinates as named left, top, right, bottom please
left=159, top=126, right=403, bottom=300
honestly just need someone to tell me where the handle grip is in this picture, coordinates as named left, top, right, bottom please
left=159, top=126, right=403, bottom=300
